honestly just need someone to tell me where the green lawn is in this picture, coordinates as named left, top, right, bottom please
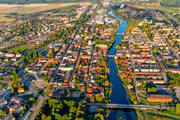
left=9, top=45, right=33, bottom=53
left=157, top=111, right=180, bottom=119
left=147, top=113, right=173, bottom=120
left=148, top=102, right=163, bottom=106
left=147, top=110, right=180, bottom=119
left=177, top=80, right=180, bottom=86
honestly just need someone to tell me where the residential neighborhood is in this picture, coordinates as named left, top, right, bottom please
left=0, top=0, right=179, bottom=120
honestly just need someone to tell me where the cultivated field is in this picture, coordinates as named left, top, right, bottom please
left=0, top=2, right=91, bottom=14
left=0, top=16, right=15, bottom=22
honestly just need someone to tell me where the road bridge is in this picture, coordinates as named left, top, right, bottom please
left=87, top=103, right=165, bottom=110
left=116, top=33, right=123, bottom=36
left=108, top=55, right=116, bottom=58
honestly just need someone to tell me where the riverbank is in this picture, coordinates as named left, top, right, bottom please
left=113, top=7, right=142, bottom=33
left=107, top=9, right=137, bottom=120
left=114, top=58, right=139, bottom=104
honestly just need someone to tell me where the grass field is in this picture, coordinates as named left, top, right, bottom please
left=147, top=113, right=173, bottom=120
left=9, top=45, right=33, bottom=53
left=0, top=2, right=91, bottom=14
left=156, top=111, right=180, bottom=119
left=147, top=110, right=180, bottom=120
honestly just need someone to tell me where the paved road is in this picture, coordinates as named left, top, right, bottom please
left=137, top=111, right=143, bottom=120
left=29, top=96, right=48, bottom=120
left=175, top=86, right=180, bottom=98
left=144, top=111, right=149, bottom=120
left=0, top=80, right=10, bottom=84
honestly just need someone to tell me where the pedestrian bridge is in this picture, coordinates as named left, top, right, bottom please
left=87, top=103, right=164, bottom=110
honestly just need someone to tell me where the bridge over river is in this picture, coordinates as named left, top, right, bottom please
left=87, top=103, right=166, bottom=110
left=116, top=33, right=123, bottom=36
left=108, top=55, right=116, bottom=58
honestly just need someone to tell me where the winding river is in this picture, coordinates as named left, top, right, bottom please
left=107, top=9, right=137, bottom=120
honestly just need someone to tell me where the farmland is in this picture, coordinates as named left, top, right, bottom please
left=0, top=16, right=15, bottom=22
left=0, top=0, right=93, bottom=4
left=0, top=2, right=91, bottom=14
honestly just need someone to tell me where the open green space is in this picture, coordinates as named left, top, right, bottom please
left=9, top=45, right=33, bottom=53
left=147, top=110, right=180, bottom=119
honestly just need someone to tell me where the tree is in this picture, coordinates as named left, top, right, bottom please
left=104, top=80, right=109, bottom=86
left=11, top=88, right=14, bottom=94
left=12, top=70, right=16, bottom=75
left=11, top=75, right=16, bottom=80
left=52, top=102, right=63, bottom=115
left=0, top=109, right=6, bottom=116
left=135, top=45, right=138, bottom=49
left=176, top=103, right=180, bottom=113
left=98, top=108, right=104, bottom=114
left=90, top=96, right=95, bottom=103
left=70, top=106, right=76, bottom=113
left=131, top=94, right=136, bottom=101
left=29, top=97, right=35, bottom=103
left=46, top=85, right=51, bottom=95
left=75, top=118, right=84, bottom=120
left=41, top=114, right=46, bottom=120
left=38, top=52, right=42, bottom=57
left=96, top=94, right=103, bottom=103
left=33, top=51, right=37, bottom=59
left=151, top=87, right=157, bottom=93
left=21, top=83, right=25, bottom=88
left=118, top=117, right=124, bottom=120
left=170, top=106, right=175, bottom=112
left=46, top=116, right=52, bottom=120
left=54, top=114, right=61, bottom=120
left=167, top=106, right=170, bottom=111
left=115, top=45, right=121, bottom=49
left=95, top=113, right=104, bottom=120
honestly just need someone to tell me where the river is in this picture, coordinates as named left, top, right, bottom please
left=107, top=9, right=137, bottom=120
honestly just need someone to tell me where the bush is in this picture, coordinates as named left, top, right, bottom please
left=176, top=103, right=180, bottom=113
